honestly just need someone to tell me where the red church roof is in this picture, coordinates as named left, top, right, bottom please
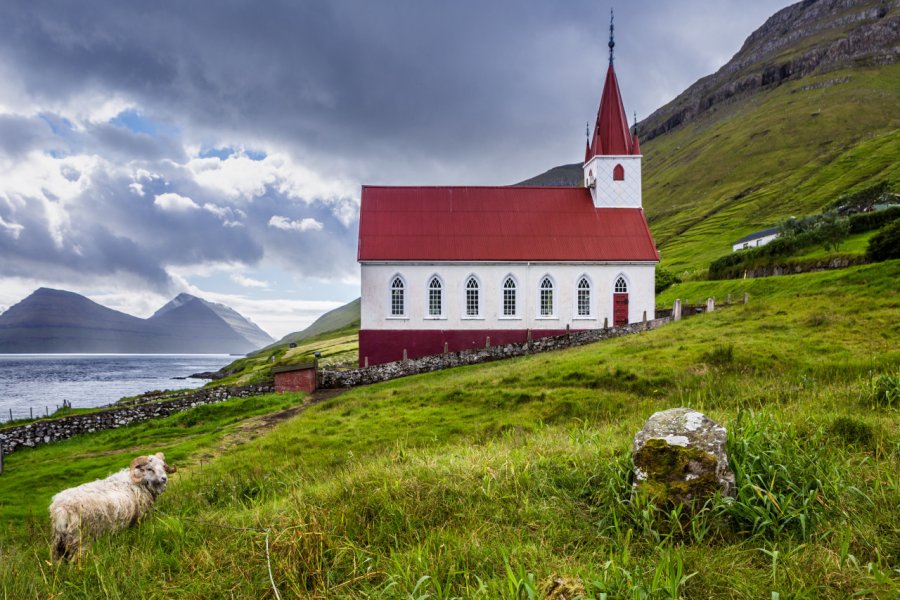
left=358, top=186, right=659, bottom=262
left=587, top=64, right=639, bottom=158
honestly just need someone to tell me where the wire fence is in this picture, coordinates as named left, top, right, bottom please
left=0, top=400, right=75, bottom=425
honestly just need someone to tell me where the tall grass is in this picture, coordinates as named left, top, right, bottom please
left=0, top=264, right=898, bottom=597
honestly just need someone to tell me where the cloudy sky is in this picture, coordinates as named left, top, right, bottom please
left=0, top=0, right=793, bottom=339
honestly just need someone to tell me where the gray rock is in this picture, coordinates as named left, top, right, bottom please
left=633, top=408, right=735, bottom=506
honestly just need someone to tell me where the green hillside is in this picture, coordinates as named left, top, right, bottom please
left=1, top=261, right=897, bottom=597
left=255, top=298, right=360, bottom=356
left=521, top=1, right=900, bottom=277
left=644, top=63, right=900, bottom=275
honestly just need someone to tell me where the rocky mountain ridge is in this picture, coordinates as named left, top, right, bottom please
left=639, top=0, right=899, bottom=141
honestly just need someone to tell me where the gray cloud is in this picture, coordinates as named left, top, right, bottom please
left=0, top=0, right=793, bottom=300
left=0, top=1, right=793, bottom=184
left=0, top=115, right=55, bottom=157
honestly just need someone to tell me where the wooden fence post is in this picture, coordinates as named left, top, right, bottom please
left=0, top=442, right=4, bottom=475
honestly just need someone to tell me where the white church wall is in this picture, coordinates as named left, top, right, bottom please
left=584, top=155, right=642, bottom=208
left=361, top=262, right=656, bottom=330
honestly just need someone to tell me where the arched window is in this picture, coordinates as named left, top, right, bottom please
left=428, top=276, right=442, bottom=317
left=503, top=276, right=517, bottom=316
left=390, top=276, right=405, bottom=316
left=465, top=276, right=480, bottom=317
left=614, top=276, right=628, bottom=293
left=540, top=276, right=554, bottom=316
left=613, top=164, right=625, bottom=181
left=577, top=276, right=591, bottom=316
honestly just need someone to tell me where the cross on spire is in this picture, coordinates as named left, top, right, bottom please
left=608, top=8, right=615, bottom=64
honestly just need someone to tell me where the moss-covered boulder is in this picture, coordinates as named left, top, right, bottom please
left=633, top=408, right=735, bottom=506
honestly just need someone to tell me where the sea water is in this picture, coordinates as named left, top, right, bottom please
left=0, top=354, right=234, bottom=422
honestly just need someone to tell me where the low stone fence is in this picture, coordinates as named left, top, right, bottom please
left=0, top=382, right=273, bottom=457
left=321, top=316, right=676, bottom=388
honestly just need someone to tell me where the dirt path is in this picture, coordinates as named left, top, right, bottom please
left=196, top=388, right=346, bottom=461
left=71, top=389, right=346, bottom=464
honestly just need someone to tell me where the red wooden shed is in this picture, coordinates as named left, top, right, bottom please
left=273, top=363, right=318, bottom=393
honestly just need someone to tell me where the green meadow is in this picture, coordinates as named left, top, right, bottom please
left=642, top=63, right=900, bottom=276
left=1, top=261, right=897, bottom=598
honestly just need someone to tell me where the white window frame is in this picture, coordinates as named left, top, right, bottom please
left=537, top=274, right=557, bottom=319
left=574, top=274, right=595, bottom=320
left=462, top=274, right=483, bottom=320
left=614, top=274, right=629, bottom=294
left=499, top=274, right=520, bottom=320
left=425, top=274, right=445, bottom=319
left=387, top=274, right=408, bottom=319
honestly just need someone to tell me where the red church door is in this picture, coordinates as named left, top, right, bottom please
left=613, top=293, right=628, bottom=326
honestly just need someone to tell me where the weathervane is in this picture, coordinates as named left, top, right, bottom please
left=608, top=8, right=615, bottom=64
left=633, top=111, right=638, bottom=135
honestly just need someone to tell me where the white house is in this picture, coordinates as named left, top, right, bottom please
left=732, top=227, right=780, bottom=252
left=356, top=23, right=659, bottom=366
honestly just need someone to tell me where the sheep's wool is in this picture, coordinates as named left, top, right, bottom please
left=49, top=453, right=172, bottom=560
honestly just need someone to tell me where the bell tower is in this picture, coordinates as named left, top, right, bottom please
left=583, top=10, right=642, bottom=209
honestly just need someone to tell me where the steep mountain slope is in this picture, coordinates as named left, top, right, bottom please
left=519, top=0, right=900, bottom=273
left=254, top=297, right=360, bottom=355
left=0, top=289, right=273, bottom=353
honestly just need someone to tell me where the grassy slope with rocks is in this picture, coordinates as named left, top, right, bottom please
left=1, top=261, right=897, bottom=598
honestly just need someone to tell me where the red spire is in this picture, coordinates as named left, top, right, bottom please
left=632, top=133, right=641, bottom=154
left=587, top=64, right=634, bottom=159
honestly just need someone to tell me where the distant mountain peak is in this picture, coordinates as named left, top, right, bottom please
left=152, top=292, right=200, bottom=318
left=0, top=288, right=273, bottom=354
left=149, top=292, right=274, bottom=349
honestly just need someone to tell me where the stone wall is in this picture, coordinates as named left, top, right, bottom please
left=0, top=383, right=273, bottom=456
left=738, top=256, right=867, bottom=279
left=321, top=316, right=676, bottom=388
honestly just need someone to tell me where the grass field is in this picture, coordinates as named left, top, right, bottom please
left=0, top=261, right=897, bottom=598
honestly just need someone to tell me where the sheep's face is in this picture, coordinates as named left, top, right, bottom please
left=130, top=453, right=176, bottom=495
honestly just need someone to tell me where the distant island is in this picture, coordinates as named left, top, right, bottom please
left=0, top=288, right=274, bottom=354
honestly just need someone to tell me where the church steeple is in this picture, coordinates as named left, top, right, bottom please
left=583, top=12, right=643, bottom=210
left=585, top=10, right=640, bottom=160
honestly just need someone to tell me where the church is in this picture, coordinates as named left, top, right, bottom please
left=356, top=21, right=659, bottom=367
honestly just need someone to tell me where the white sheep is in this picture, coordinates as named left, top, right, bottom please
left=49, top=452, right=176, bottom=560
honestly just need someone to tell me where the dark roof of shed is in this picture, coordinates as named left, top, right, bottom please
left=734, top=227, right=780, bottom=244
